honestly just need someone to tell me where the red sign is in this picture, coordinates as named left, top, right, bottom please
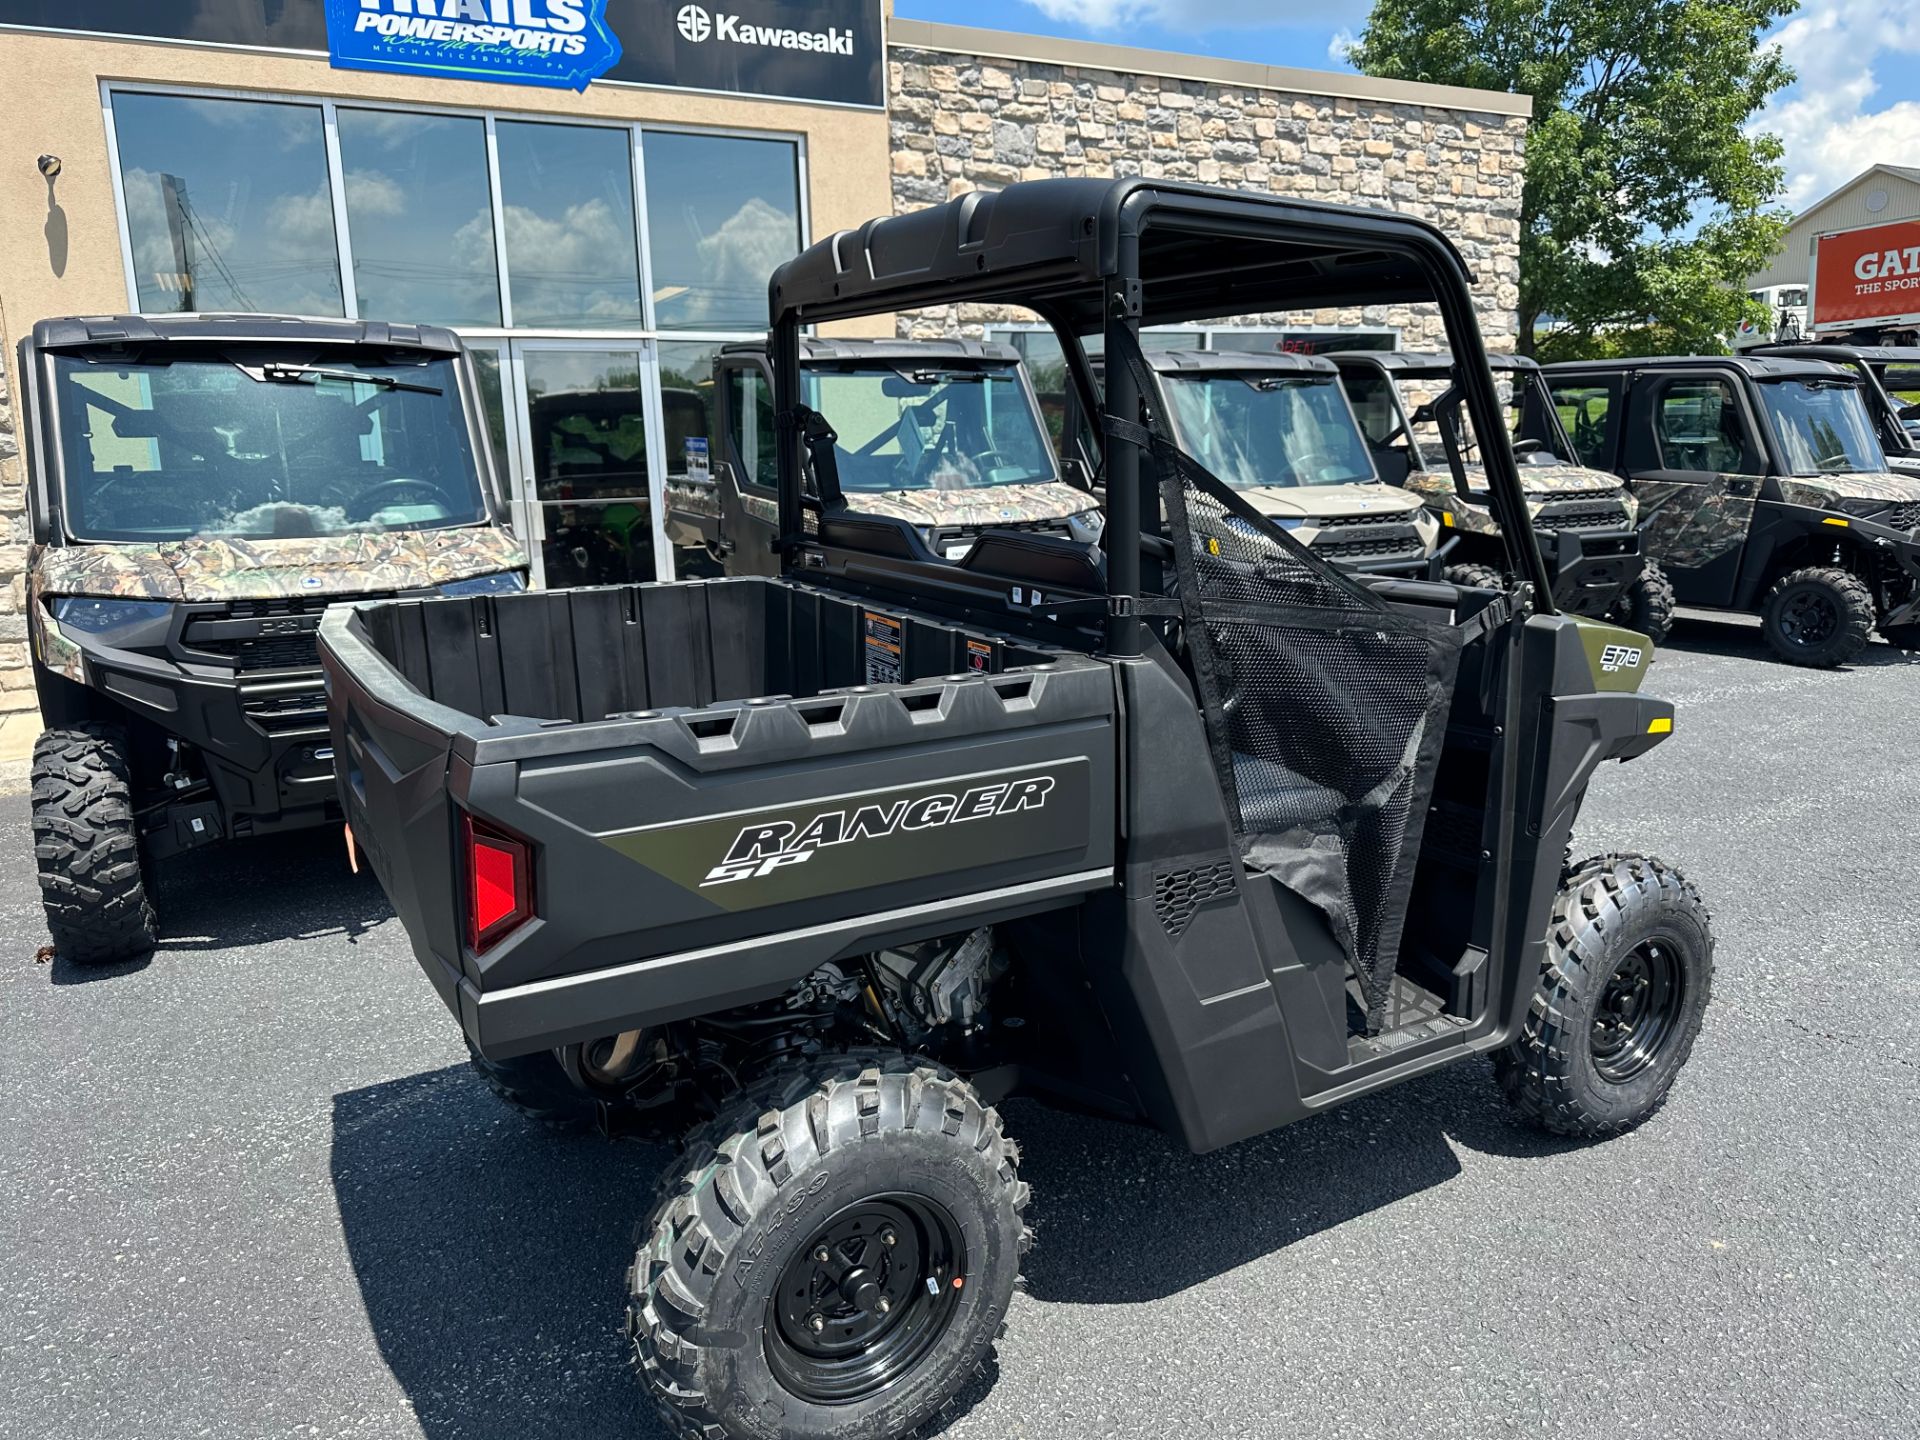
left=1812, top=219, right=1920, bottom=330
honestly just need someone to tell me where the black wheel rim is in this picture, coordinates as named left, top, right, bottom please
left=1777, top=587, right=1838, bottom=648
left=1590, top=937, right=1688, bottom=1084
left=765, top=1194, right=966, bottom=1406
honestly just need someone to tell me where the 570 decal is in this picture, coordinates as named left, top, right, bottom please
left=702, top=776, right=1056, bottom=886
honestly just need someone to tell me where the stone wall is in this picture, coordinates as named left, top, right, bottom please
left=887, top=47, right=1526, bottom=351
left=0, top=325, right=30, bottom=716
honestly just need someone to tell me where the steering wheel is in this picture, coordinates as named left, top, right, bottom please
left=1287, top=451, right=1343, bottom=483
left=347, top=478, right=457, bottom=521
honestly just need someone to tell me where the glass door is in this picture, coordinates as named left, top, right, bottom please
left=506, top=341, right=668, bottom=589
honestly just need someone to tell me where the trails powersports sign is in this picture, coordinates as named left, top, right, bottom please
left=0, top=0, right=884, bottom=106
left=325, top=0, right=623, bottom=91
left=317, top=0, right=884, bottom=103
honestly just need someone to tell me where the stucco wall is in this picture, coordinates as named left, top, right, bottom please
left=886, top=44, right=1526, bottom=352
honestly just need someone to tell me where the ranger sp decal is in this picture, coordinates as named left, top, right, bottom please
left=599, top=760, right=1092, bottom=914
left=703, top=777, right=1056, bottom=886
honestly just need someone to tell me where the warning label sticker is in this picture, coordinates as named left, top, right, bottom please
left=864, top=610, right=903, bottom=685
left=966, top=638, right=993, bottom=673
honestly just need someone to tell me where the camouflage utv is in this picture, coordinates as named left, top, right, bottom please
left=1139, top=349, right=1439, bottom=574
left=1331, top=350, right=1674, bottom=641
left=20, top=314, right=527, bottom=963
left=664, top=338, right=1102, bottom=577
left=1546, top=353, right=1920, bottom=666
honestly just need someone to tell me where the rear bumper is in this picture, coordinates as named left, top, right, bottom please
left=456, top=868, right=1113, bottom=1058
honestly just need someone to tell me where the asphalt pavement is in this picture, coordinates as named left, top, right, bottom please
left=3, top=610, right=1917, bottom=1440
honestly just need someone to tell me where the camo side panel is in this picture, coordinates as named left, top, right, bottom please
left=1777, top=472, right=1920, bottom=509
left=664, top=480, right=724, bottom=521
left=1633, top=476, right=1755, bottom=570
left=25, top=552, right=85, bottom=685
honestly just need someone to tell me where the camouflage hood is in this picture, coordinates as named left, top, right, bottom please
left=833, top=482, right=1097, bottom=529
left=1233, top=482, right=1427, bottom=522
left=1776, top=471, right=1920, bottom=510
left=32, top=526, right=528, bottom=602
left=1407, top=463, right=1626, bottom=502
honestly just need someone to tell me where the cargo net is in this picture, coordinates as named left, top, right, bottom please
left=1109, top=346, right=1466, bottom=1028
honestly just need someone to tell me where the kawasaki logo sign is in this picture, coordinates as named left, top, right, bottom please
left=601, top=761, right=1089, bottom=913
left=676, top=4, right=855, bottom=54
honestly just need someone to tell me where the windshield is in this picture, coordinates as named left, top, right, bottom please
left=1159, top=373, right=1377, bottom=488
left=51, top=351, right=489, bottom=542
left=1755, top=379, right=1885, bottom=475
left=802, top=365, right=1056, bottom=493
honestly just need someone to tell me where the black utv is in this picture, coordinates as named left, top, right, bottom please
left=21, top=314, right=526, bottom=963
left=323, top=179, right=1711, bottom=1440
left=1546, top=353, right=1920, bottom=666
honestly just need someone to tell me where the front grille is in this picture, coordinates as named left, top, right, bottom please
left=182, top=593, right=393, bottom=674
left=1882, top=501, right=1920, bottom=533
left=1308, top=514, right=1427, bottom=562
left=1534, top=498, right=1632, bottom=532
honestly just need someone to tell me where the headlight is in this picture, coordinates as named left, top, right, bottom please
left=1411, top=506, right=1441, bottom=543
left=1833, top=495, right=1901, bottom=522
left=51, top=597, right=173, bottom=647
left=1066, top=509, right=1107, bottom=543
left=439, top=571, right=527, bottom=597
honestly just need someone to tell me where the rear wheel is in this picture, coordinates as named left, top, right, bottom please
left=31, top=724, right=157, bottom=965
left=465, top=1039, right=599, bottom=1133
left=1608, top=560, right=1676, bottom=645
left=1760, top=566, right=1873, bottom=667
left=1496, top=853, right=1713, bottom=1138
left=1443, top=562, right=1507, bottom=593
left=629, top=1054, right=1028, bottom=1440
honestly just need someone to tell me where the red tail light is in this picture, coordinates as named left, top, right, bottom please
left=463, top=813, right=534, bottom=953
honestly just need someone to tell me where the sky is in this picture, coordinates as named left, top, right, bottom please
left=895, top=0, right=1920, bottom=216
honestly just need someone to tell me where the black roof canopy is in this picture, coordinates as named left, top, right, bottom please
left=1325, top=349, right=1539, bottom=376
left=769, top=178, right=1461, bottom=333
left=1545, top=354, right=1856, bottom=382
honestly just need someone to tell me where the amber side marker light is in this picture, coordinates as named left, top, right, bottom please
left=463, top=812, right=535, bottom=953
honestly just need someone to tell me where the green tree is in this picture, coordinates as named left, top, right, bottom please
left=1350, top=0, right=1797, bottom=358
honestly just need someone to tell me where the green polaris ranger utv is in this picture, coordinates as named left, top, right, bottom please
left=1329, top=350, right=1675, bottom=641
left=322, top=180, right=1710, bottom=1440
left=1546, top=353, right=1920, bottom=666
left=20, top=314, right=527, bottom=963
left=664, top=338, right=1103, bottom=578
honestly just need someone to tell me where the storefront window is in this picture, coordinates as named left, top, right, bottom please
left=496, top=121, right=644, bottom=329
left=524, top=350, right=654, bottom=588
left=643, top=131, right=800, bottom=331
left=113, top=93, right=342, bottom=317
left=337, top=108, right=501, bottom=327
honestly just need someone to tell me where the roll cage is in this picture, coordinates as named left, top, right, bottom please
left=766, top=179, right=1556, bottom=655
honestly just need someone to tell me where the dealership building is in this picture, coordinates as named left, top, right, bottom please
left=0, top=0, right=1529, bottom=727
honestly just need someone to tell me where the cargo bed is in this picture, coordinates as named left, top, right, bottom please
left=320, top=578, right=1119, bottom=1056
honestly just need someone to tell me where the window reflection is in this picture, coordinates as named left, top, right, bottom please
left=643, top=131, right=800, bottom=331
left=525, top=351, right=654, bottom=588
left=496, top=121, right=643, bottom=328
left=113, top=93, right=342, bottom=317
left=338, top=109, right=500, bottom=327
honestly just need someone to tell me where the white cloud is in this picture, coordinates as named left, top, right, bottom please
left=1758, top=0, right=1920, bottom=211
left=1327, top=28, right=1356, bottom=65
